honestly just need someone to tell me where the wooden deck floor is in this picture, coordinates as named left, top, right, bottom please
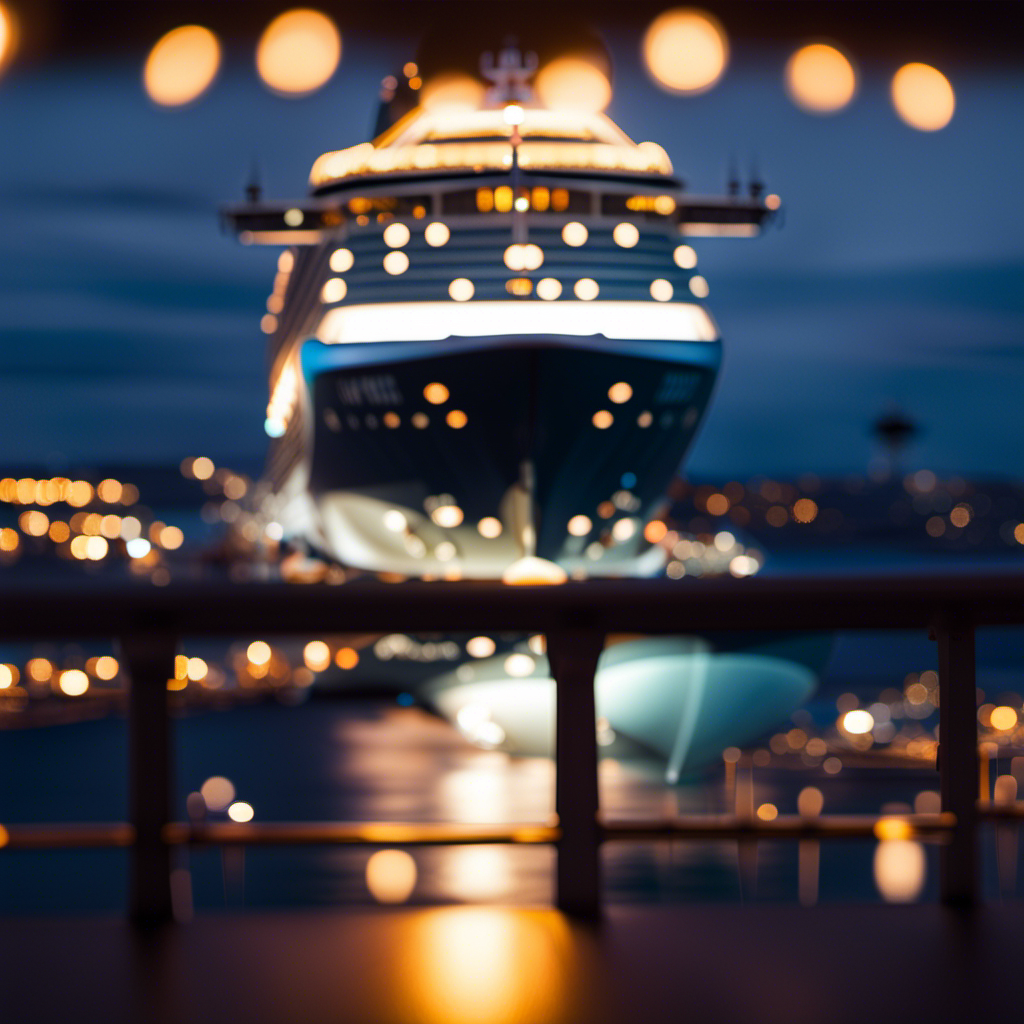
left=3, top=901, right=1018, bottom=1023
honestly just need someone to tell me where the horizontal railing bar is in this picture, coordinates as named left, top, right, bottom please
left=0, top=824, right=135, bottom=849
left=2, top=812, right=970, bottom=850
left=164, top=822, right=559, bottom=846
left=2, top=573, right=1024, bottom=641
left=603, top=813, right=956, bottom=841
left=978, top=804, right=1024, bottom=819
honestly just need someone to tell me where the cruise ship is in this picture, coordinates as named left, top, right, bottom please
left=224, top=46, right=775, bottom=584
left=224, top=47, right=814, bottom=777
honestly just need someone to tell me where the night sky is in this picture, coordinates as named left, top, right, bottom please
left=1, top=5, right=1022, bottom=479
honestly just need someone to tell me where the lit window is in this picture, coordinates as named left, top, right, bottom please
left=494, top=185, right=514, bottom=213
left=448, top=278, right=474, bottom=301
left=689, top=275, right=709, bottom=298
left=506, top=278, right=533, bottom=296
left=574, top=278, right=599, bottom=300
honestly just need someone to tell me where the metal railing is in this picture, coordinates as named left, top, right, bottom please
left=2, top=572, right=1022, bottom=920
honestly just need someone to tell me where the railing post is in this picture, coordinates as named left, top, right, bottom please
left=547, top=629, right=604, bottom=917
left=933, top=613, right=978, bottom=907
left=120, top=633, right=177, bottom=925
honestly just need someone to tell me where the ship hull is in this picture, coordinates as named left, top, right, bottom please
left=294, top=334, right=720, bottom=577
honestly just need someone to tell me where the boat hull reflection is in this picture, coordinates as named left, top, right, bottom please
left=425, top=637, right=817, bottom=780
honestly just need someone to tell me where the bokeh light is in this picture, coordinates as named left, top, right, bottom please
left=874, top=838, right=926, bottom=903
left=304, top=640, right=331, bottom=671
left=784, top=44, right=856, bottom=114
left=366, top=849, right=418, bottom=904
left=534, top=57, right=612, bottom=114
left=420, top=72, right=485, bottom=114
left=256, top=8, right=341, bottom=97
left=0, top=3, right=20, bottom=77
left=891, top=63, right=955, bottom=131
left=58, top=669, right=89, bottom=697
left=642, top=8, right=729, bottom=95
left=94, top=656, right=119, bottom=681
left=990, top=705, right=1018, bottom=731
left=227, top=801, right=255, bottom=823
left=247, top=640, right=272, bottom=665
left=201, top=776, right=235, bottom=811
left=843, top=709, right=874, bottom=734
left=143, top=26, right=222, bottom=107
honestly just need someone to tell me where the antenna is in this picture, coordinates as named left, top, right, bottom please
left=245, top=160, right=262, bottom=204
left=726, top=155, right=740, bottom=197
left=748, top=155, right=764, bottom=199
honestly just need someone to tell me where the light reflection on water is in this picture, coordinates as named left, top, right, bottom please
left=0, top=699, right=944, bottom=911
left=314, top=703, right=787, bottom=908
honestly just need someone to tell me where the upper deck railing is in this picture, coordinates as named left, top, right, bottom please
left=1, top=571, right=1020, bottom=920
